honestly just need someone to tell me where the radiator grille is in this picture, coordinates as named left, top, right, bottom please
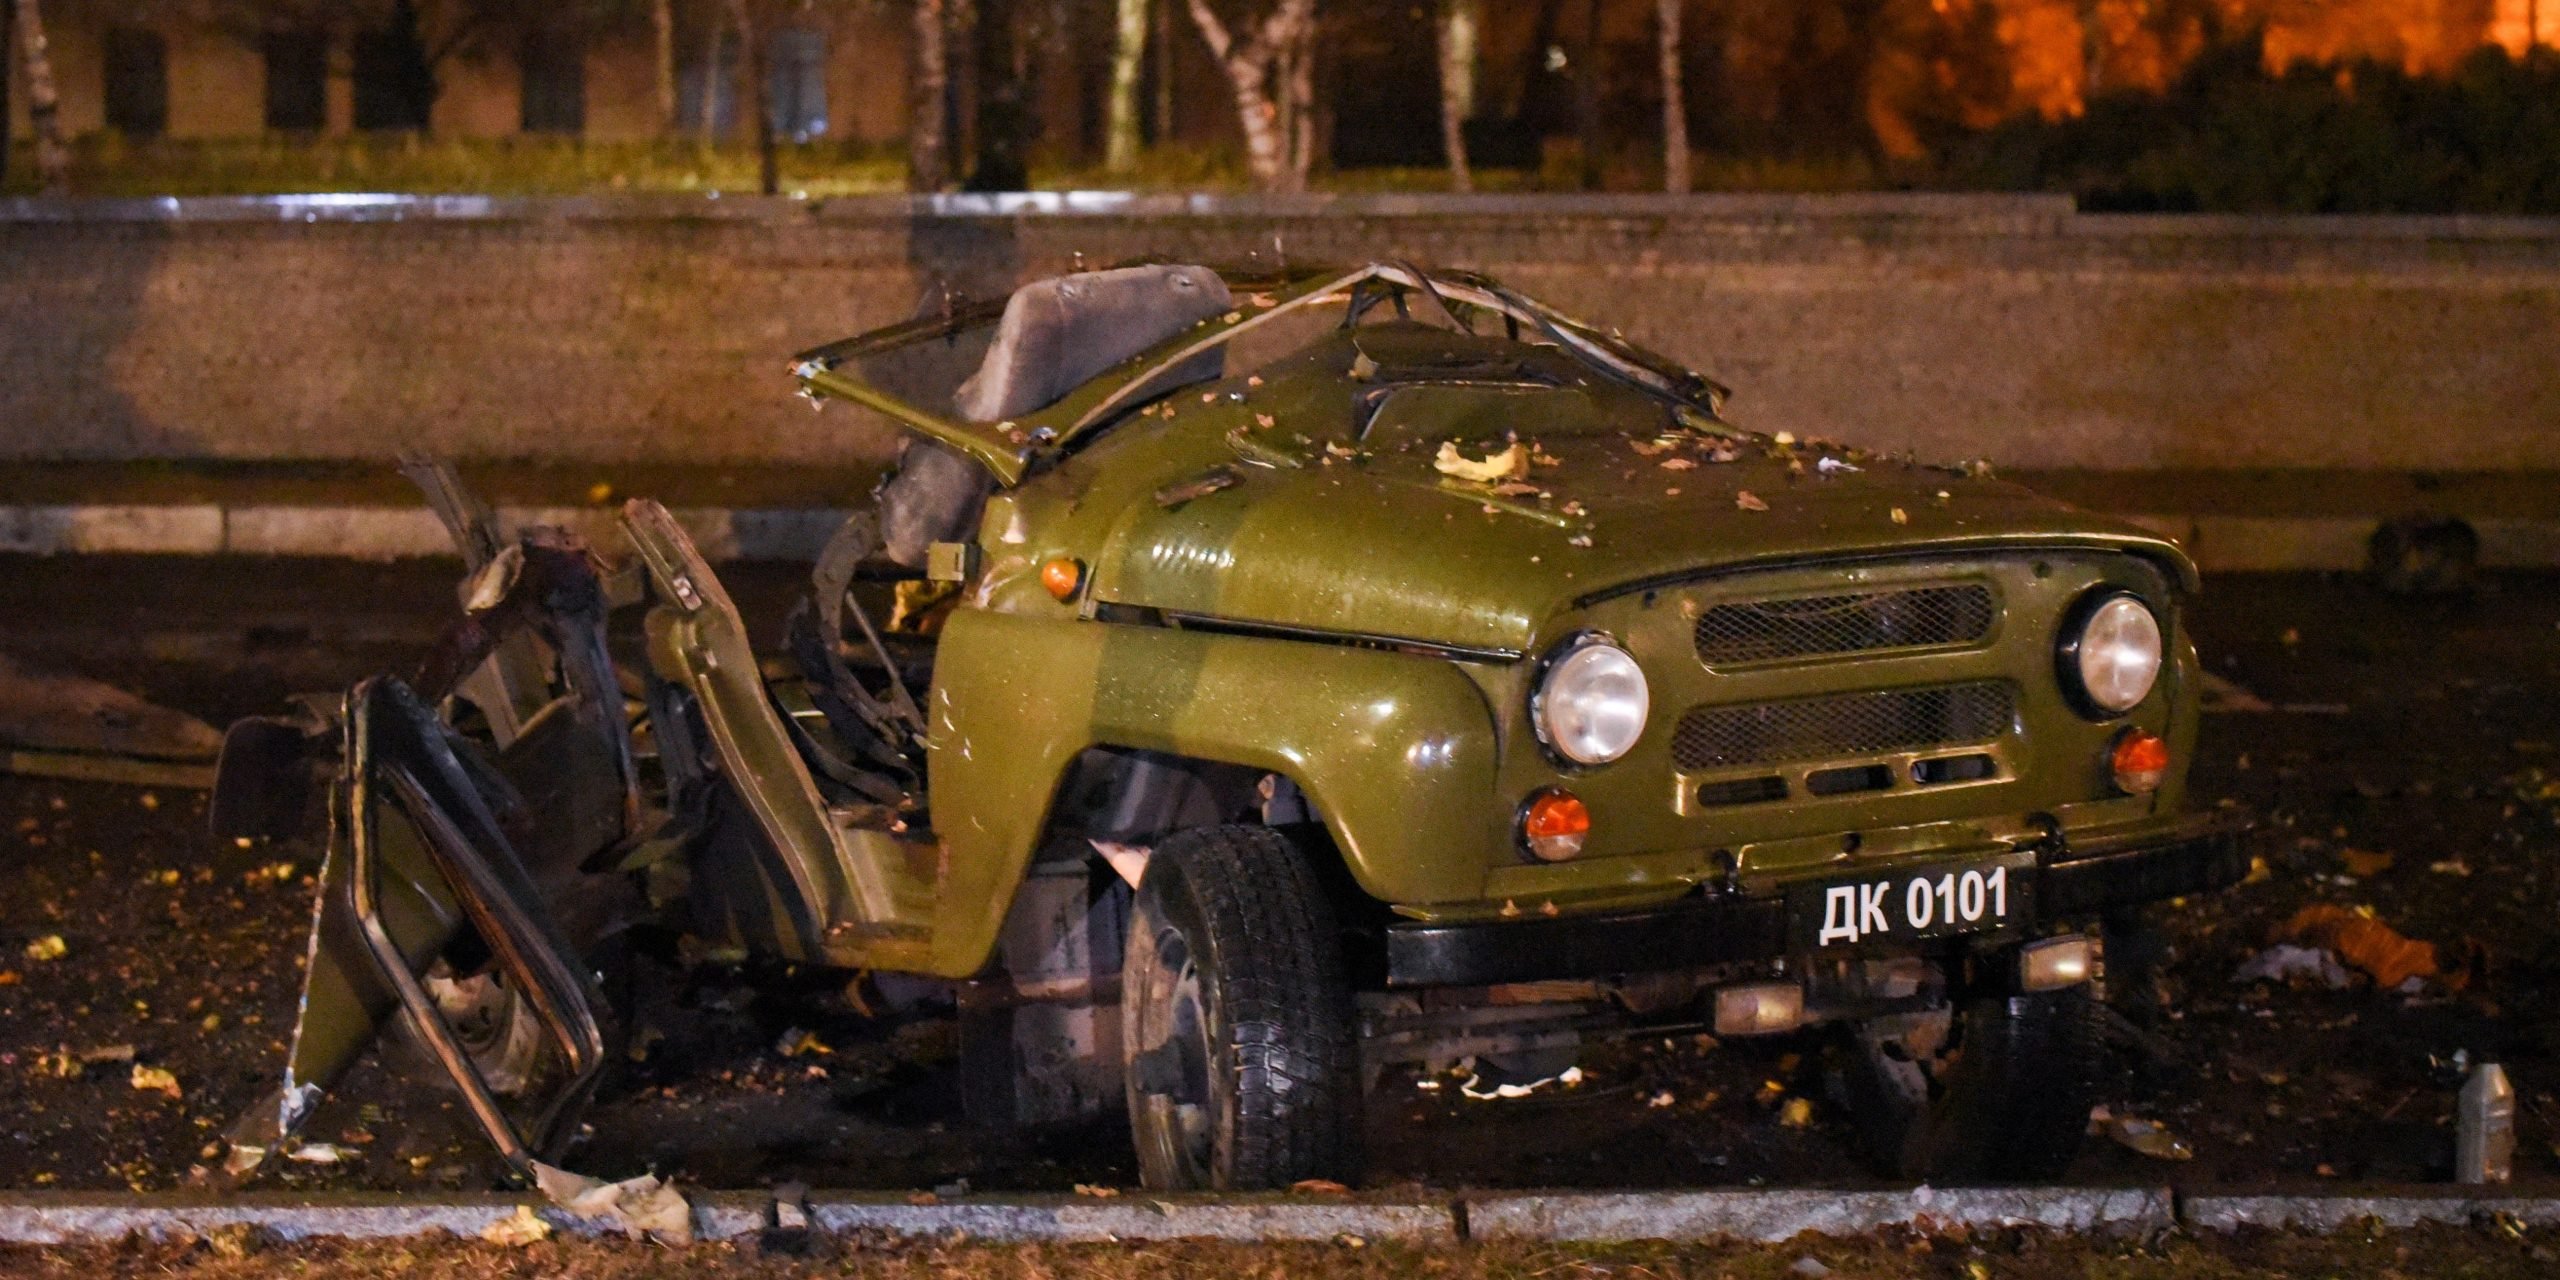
left=1692, top=584, right=1996, bottom=667
left=1671, top=682, right=2016, bottom=771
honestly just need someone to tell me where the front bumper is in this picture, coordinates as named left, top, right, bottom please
left=1382, top=810, right=2250, bottom=988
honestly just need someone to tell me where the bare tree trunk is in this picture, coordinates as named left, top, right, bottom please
left=698, top=3, right=724, bottom=144
left=1436, top=0, right=1476, bottom=192
left=1574, top=0, right=1602, bottom=189
left=1284, top=14, right=1314, bottom=186
left=1, top=0, right=13, bottom=191
left=1152, top=0, right=1174, bottom=143
left=653, top=0, right=679, bottom=134
left=731, top=0, right=776, bottom=194
left=1183, top=0, right=1316, bottom=193
left=1105, top=0, right=1147, bottom=172
left=2077, top=0, right=2104, bottom=98
left=909, top=0, right=950, bottom=190
left=14, top=0, right=65, bottom=193
left=1658, top=0, right=1688, bottom=193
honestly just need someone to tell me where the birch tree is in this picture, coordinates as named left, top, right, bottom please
left=1658, top=0, right=1688, bottom=193
left=1183, top=0, right=1317, bottom=193
left=1436, top=0, right=1476, bottom=192
left=652, top=0, right=678, bottom=133
left=909, top=0, right=951, bottom=189
left=13, top=0, right=65, bottom=193
left=1104, top=0, right=1147, bottom=172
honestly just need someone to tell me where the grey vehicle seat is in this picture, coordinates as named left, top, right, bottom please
left=875, top=263, right=1236, bottom=567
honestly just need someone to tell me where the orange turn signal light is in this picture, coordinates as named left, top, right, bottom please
left=2111, top=728, right=2170, bottom=795
left=1520, top=788, right=1591, bottom=863
left=1040, top=557, right=1084, bottom=601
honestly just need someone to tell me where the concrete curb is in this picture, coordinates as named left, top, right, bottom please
left=0, top=505, right=844, bottom=563
left=10, top=503, right=2560, bottom=572
left=1463, top=1186, right=2176, bottom=1242
left=9, top=1187, right=2560, bottom=1247
left=805, top=1193, right=1457, bottom=1243
left=2179, top=1193, right=2560, bottom=1233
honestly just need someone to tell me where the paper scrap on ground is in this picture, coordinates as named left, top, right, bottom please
left=533, top=1161, right=695, bottom=1246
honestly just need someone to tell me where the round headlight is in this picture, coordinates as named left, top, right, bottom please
left=2062, top=593, right=2163, bottom=716
left=1536, top=639, right=1650, bottom=765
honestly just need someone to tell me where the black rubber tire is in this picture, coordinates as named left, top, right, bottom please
left=1835, top=985, right=2104, bottom=1182
left=1121, top=825, right=1362, bottom=1191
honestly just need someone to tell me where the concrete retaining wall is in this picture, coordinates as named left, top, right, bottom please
left=3, top=193, right=2556, bottom=476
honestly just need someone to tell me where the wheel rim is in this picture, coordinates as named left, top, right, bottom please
left=1135, top=925, right=1215, bottom=1186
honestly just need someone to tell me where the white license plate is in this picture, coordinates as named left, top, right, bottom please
left=1788, top=852, right=2036, bottom=950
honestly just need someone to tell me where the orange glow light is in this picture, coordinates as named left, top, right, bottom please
left=1040, top=557, right=1084, bottom=601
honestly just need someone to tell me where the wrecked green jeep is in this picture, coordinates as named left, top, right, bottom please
left=211, top=262, right=2245, bottom=1192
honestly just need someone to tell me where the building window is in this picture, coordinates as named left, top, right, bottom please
left=520, top=29, right=586, bottom=134
left=766, top=27, right=827, bottom=141
left=263, top=31, right=328, bottom=132
left=103, top=27, right=169, bottom=138
left=677, top=28, right=737, bottom=138
left=679, top=27, right=826, bottom=141
left=352, top=0, right=435, bottom=132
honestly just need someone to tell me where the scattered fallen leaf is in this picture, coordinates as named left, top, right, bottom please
left=1890, top=507, right=1910, bottom=525
left=1434, top=440, right=1528, bottom=483
left=130, top=1064, right=181, bottom=1098
left=2104, top=1113, right=2195, bottom=1160
left=586, top=482, right=614, bottom=505
left=1291, top=1179, right=1352, bottom=1195
left=1777, top=1097, right=1815, bottom=1128
left=23, top=935, right=65, bottom=963
left=1735, top=491, right=1769, bottom=512
left=1660, top=457, right=1697, bottom=471
left=775, top=1027, right=832, bottom=1058
left=2340, top=848, right=2396, bottom=878
left=1772, top=431, right=1797, bottom=446
left=1073, top=1183, right=1121, bottom=1197
left=481, top=1205, right=553, bottom=1247
left=1254, top=413, right=1276, bottom=428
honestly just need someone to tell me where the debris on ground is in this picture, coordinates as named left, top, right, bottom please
left=479, top=1204, right=553, bottom=1246
left=0, top=653, right=224, bottom=787
left=532, top=1162, right=695, bottom=1246
left=1734, top=491, right=1770, bottom=512
left=773, top=1027, right=831, bottom=1058
left=2277, top=904, right=2463, bottom=991
left=285, top=1142, right=362, bottom=1165
left=22, top=934, right=66, bottom=962
left=2234, top=943, right=2353, bottom=989
left=2096, top=1109, right=2196, bottom=1161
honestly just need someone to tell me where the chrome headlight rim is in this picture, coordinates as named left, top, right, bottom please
left=2056, top=589, right=2164, bottom=719
left=1531, top=632, right=1651, bottom=767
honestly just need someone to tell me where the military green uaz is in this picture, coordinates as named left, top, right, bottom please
left=210, top=262, right=2246, bottom=1192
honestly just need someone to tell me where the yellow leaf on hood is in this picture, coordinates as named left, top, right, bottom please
left=1434, top=441, right=1528, bottom=483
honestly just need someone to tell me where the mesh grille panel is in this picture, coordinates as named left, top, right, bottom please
left=1671, top=682, right=2015, bottom=771
left=1693, top=585, right=1995, bottom=666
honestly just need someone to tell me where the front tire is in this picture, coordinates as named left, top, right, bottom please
left=1121, top=825, right=1362, bottom=1190
left=1834, top=984, right=2103, bottom=1182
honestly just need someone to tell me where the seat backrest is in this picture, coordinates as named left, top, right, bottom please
left=953, top=264, right=1234, bottom=421
left=877, top=265, right=1232, bottom=568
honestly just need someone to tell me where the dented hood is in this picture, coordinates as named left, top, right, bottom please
left=1092, top=427, right=2193, bottom=658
